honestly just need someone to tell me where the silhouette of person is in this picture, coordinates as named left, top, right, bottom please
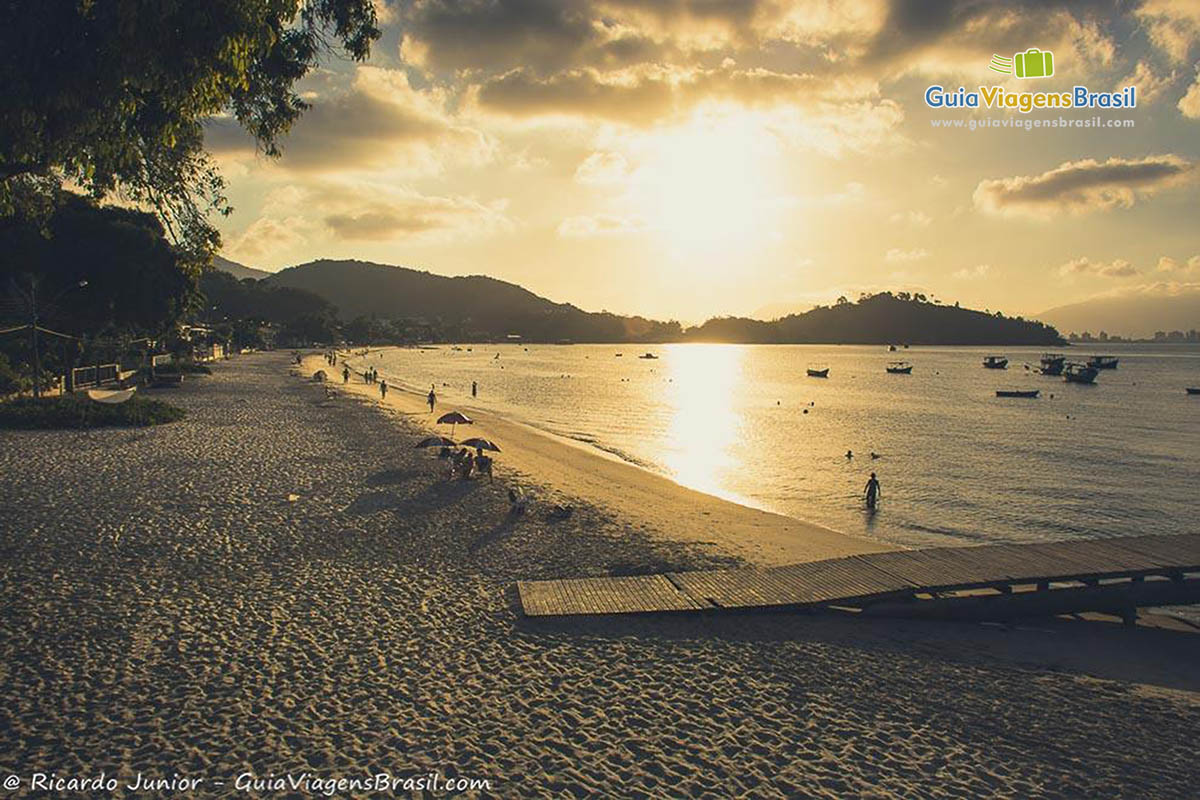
left=864, top=472, right=881, bottom=509
left=380, top=380, right=388, bottom=399
left=342, top=367, right=349, bottom=384
left=428, top=385, right=437, bottom=412
left=471, top=380, right=478, bottom=398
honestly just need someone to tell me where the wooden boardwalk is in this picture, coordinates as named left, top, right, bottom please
left=518, top=533, right=1200, bottom=619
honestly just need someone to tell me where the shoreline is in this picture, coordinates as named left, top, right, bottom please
left=321, top=351, right=893, bottom=566
left=3, top=352, right=1199, bottom=797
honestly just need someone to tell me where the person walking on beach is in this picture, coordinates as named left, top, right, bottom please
left=471, top=380, right=478, bottom=398
left=342, top=366, right=349, bottom=384
left=864, top=472, right=881, bottom=510
left=380, top=379, right=388, bottom=400
left=428, top=385, right=437, bottom=413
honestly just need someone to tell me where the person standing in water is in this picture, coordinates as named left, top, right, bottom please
left=428, top=385, right=437, bottom=413
left=471, top=380, right=478, bottom=398
left=380, top=379, right=388, bottom=399
left=864, top=472, right=881, bottom=509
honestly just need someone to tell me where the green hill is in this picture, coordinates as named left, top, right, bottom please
left=263, top=259, right=680, bottom=342
left=686, top=293, right=1063, bottom=345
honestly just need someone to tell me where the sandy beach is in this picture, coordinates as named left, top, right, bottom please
left=2, top=352, right=1199, bottom=798
left=337, top=349, right=891, bottom=566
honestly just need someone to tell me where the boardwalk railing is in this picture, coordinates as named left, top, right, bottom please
left=518, top=534, right=1200, bottom=621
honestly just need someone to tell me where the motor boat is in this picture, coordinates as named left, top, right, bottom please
left=996, top=389, right=1039, bottom=398
left=1087, top=355, right=1119, bottom=369
left=1063, top=363, right=1099, bottom=384
left=886, top=361, right=913, bottom=374
left=1039, top=354, right=1065, bottom=375
left=638, top=353, right=659, bottom=360
left=806, top=366, right=830, bottom=378
left=983, top=355, right=1008, bottom=369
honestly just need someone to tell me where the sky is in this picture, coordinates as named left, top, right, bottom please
left=206, top=0, right=1200, bottom=325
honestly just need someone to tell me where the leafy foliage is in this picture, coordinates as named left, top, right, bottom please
left=0, top=394, right=186, bottom=429
left=0, top=193, right=196, bottom=335
left=1, top=0, right=379, bottom=257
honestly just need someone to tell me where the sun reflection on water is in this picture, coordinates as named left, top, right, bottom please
left=661, top=344, right=747, bottom=502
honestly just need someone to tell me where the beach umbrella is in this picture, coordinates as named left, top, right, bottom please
left=436, top=410, right=472, bottom=435
left=460, top=437, right=501, bottom=453
left=415, top=435, right=457, bottom=449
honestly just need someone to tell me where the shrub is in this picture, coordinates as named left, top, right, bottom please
left=0, top=394, right=186, bottom=429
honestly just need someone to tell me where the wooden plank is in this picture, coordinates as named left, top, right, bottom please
left=519, top=534, right=1200, bottom=617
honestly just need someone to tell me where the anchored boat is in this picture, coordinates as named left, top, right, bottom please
left=886, top=361, right=913, bottom=374
left=806, top=366, right=830, bottom=378
left=1087, top=355, right=1119, bottom=369
left=983, top=355, right=1008, bottom=369
left=1039, top=353, right=1065, bottom=375
left=1064, top=363, right=1099, bottom=384
left=996, top=389, right=1039, bottom=398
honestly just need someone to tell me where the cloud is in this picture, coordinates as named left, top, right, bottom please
left=226, top=181, right=513, bottom=264
left=574, top=151, right=631, bottom=185
left=953, top=264, right=990, bottom=280
left=1137, top=0, right=1200, bottom=64
left=1155, top=254, right=1200, bottom=274
left=885, top=248, right=929, bottom=262
left=1058, top=257, right=1139, bottom=278
left=225, top=217, right=309, bottom=263
left=1120, top=61, right=1176, bottom=104
left=889, top=210, right=932, bottom=227
left=205, top=67, right=494, bottom=175
left=973, top=155, right=1194, bottom=218
left=1179, top=66, right=1200, bottom=118
left=557, top=214, right=647, bottom=237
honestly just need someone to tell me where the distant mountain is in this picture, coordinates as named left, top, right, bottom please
left=263, top=259, right=680, bottom=342
left=1038, top=288, right=1200, bottom=339
left=685, top=292, right=1063, bottom=345
left=213, top=255, right=272, bottom=281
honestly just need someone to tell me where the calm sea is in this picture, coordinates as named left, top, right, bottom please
left=368, top=343, right=1200, bottom=551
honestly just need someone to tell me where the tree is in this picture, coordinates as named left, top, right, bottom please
left=1, top=1, right=379, bottom=260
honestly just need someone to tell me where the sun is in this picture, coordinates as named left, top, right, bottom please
left=625, top=111, right=787, bottom=261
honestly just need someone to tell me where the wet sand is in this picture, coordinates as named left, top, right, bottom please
left=1, top=352, right=1198, bottom=798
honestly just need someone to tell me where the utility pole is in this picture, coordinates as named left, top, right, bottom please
left=15, top=275, right=88, bottom=399
left=29, top=278, right=41, bottom=398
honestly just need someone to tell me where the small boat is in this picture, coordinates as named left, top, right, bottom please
left=996, top=389, right=1039, bottom=398
left=1087, top=355, right=1119, bottom=369
left=1063, top=363, right=1099, bottom=384
left=888, top=344, right=897, bottom=352
left=638, top=353, right=658, bottom=360
left=1039, top=353, right=1065, bottom=376
left=614, top=353, right=623, bottom=357
left=806, top=366, right=830, bottom=378
left=1187, top=387, right=1200, bottom=395
left=886, top=361, right=913, bottom=374
left=983, top=355, right=1008, bottom=369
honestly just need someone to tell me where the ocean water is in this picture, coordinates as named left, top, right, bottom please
left=368, top=343, right=1200, bottom=551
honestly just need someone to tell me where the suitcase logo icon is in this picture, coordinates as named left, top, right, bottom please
left=989, top=49, right=1054, bottom=79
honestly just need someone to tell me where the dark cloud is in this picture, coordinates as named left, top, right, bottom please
left=205, top=68, right=489, bottom=172
left=975, top=155, right=1193, bottom=216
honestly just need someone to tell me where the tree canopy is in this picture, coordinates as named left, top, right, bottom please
left=0, top=193, right=196, bottom=336
left=1, top=0, right=379, bottom=259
